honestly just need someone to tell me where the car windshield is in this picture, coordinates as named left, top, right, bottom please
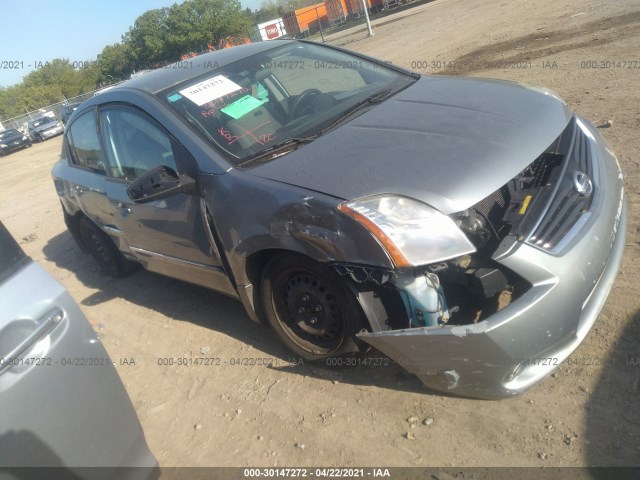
left=159, top=42, right=416, bottom=166
left=0, top=130, right=20, bottom=139
left=31, top=117, right=54, bottom=128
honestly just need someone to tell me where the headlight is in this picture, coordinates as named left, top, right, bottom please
left=338, top=195, right=476, bottom=267
left=0, top=144, right=6, bottom=148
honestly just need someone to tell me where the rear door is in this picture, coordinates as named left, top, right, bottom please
left=0, top=222, right=158, bottom=476
left=61, top=108, right=115, bottom=233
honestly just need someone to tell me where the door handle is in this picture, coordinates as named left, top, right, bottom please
left=0, top=308, right=63, bottom=374
left=111, top=201, right=132, bottom=214
left=73, top=185, right=104, bottom=195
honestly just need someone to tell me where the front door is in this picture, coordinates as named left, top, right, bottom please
left=96, top=104, right=235, bottom=296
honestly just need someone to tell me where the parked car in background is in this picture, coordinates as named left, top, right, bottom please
left=28, top=115, right=64, bottom=142
left=0, top=129, right=31, bottom=156
left=59, top=102, right=82, bottom=125
left=51, top=40, right=626, bottom=399
left=0, top=221, right=158, bottom=478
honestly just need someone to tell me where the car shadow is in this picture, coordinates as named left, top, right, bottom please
left=42, top=230, right=429, bottom=395
left=266, top=354, right=430, bottom=395
left=584, top=308, right=640, bottom=469
left=0, top=430, right=160, bottom=479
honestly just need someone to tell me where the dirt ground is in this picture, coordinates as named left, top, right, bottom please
left=2, top=0, right=639, bottom=470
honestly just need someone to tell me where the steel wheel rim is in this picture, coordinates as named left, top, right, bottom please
left=276, top=268, right=345, bottom=353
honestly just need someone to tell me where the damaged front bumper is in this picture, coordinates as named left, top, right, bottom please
left=357, top=120, right=627, bottom=399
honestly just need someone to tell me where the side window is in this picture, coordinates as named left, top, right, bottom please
left=67, top=110, right=105, bottom=173
left=100, top=107, right=177, bottom=181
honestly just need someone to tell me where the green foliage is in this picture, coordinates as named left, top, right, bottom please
left=165, top=0, right=251, bottom=56
left=0, top=59, right=100, bottom=119
left=254, top=0, right=321, bottom=22
left=105, top=0, right=252, bottom=75
left=1, top=0, right=253, bottom=120
left=254, top=0, right=282, bottom=24
left=123, top=8, right=171, bottom=67
left=97, top=43, right=137, bottom=82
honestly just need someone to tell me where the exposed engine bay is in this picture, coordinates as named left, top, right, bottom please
left=334, top=131, right=571, bottom=331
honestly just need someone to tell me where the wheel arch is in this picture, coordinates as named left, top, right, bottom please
left=239, top=247, right=379, bottom=337
left=237, top=247, right=314, bottom=325
left=256, top=249, right=371, bottom=359
left=60, top=202, right=90, bottom=254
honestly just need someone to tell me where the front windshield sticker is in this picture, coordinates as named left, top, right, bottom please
left=180, top=75, right=242, bottom=106
left=159, top=42, right=414, bottom=164
left=220, top=95, right=267, bottom=120
left=218, top=121, right=274, bottom=146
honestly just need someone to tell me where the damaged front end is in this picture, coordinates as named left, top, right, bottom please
left=338, top=116, right=626, bottom=399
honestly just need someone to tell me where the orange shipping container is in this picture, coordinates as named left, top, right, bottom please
left=283, top=3, right=328, bottom=37
left=324, top=0, right=348, bottom=25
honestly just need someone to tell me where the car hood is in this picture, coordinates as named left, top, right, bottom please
left=247, top=76, right=572, bottom=214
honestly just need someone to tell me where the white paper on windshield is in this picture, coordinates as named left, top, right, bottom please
left=179, top=75, right=242, bottom=106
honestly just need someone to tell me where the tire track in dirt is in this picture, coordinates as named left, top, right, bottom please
left=438, top=11, right=640, bottom=75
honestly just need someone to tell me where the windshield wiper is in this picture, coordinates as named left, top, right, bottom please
left=239, top=135, right=318, bottom=167
left=237, top=89, right=392, bottom=167
left=321, top=89, right=392, bottom=135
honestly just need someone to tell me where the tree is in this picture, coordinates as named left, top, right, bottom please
left=166, top=0, right=251, bottom=55
left=0, top=0, right=254, bottom=119
left=97, top=43, right=137, bottom=82
left=20, top=59, right=100, bottom=99
left=0, top=85, right=26, bottom=119
left=255, top=0, right=287, bottom=21
left=123, top=8, right=170, bottom=68
left=0, top=59, right=100, bottom=115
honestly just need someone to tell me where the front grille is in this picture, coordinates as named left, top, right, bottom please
left=528, top=118, right=597, bottom=251
left=524, top=153, right=563, bottom=189
left=474, top=185, right=510, bottom=231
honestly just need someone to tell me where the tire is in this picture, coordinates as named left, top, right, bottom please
left=261, top=253, right=368, bottom=361
left=78, top=217, right=136, bottom=278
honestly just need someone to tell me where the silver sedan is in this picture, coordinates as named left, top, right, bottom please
left=51, top=40, right=626, bottom=399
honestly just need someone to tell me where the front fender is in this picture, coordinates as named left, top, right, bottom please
left=201, top=171, right=393, bottom=321
left=203, top=171, right=393, bottom=283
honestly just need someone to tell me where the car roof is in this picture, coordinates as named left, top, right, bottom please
left=113, top=40, right=295, bottom=96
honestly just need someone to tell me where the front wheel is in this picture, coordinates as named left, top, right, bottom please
left=78, top=217, right=136, bottom=278
left=261, top=253, right=368, bottom=361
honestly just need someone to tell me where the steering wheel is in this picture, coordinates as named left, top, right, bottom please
left=290, top=88, right=322, bottom=118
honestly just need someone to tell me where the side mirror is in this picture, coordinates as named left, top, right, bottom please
left=127, top=165, right=196, bottom=204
